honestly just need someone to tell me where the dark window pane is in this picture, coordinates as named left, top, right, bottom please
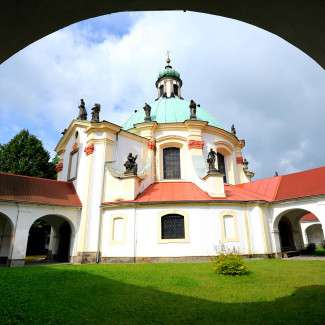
left=161, top=214, right=185, bottom=239
left=163, top=147, right=181, bottom=179
left=217, top=152, right=227, bottom=183
left=173, top=84, right=179, bottom=96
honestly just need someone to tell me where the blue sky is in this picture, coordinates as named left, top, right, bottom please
left=0, top=11, right=324, bottom=178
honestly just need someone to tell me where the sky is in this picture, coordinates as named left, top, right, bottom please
left=0, top=11, right=324, bottom=179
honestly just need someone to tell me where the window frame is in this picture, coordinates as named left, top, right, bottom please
left=163, top=147, right=181, bottom=180
left=161, top=214, right=185, bottom=239
left=67, top=148, right=79, bottom=181
left=158, top=210, right=189, bottom=243
left=219, top=211, right=239, bottom=242
left=217, top=152, right=227, bottom=183
left=110, top=216, right=127, bottom=244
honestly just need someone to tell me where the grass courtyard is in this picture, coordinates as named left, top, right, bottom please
left=0, top=260, right=325, bottom=324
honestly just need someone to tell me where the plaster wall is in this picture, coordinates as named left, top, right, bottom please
left=101, top=204, right=268, bottom=259
left=0, top=202, right=80, bottom=263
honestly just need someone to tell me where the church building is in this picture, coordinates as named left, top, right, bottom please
left=1, top=57, right=325, bottom=266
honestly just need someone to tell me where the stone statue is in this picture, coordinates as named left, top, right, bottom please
left=124, top=153, right=138, bottom=176
left=189, top=99, right=197, bottom=120
left=243, top=158, right=249, bottom=170
left=207, top=148, right=217, bottom=173
left=77, top=99, right=87, bottom=120
left=231, top=124, right=236, bottom=135
left=143, top=103, right=152, bottom=122
left=91, top=103, right=100, bottom=122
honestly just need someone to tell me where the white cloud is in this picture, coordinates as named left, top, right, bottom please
left=0, top=11, right=324, bottom=178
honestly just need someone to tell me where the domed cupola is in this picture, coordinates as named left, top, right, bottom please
left=155, top=54, right=183, bottom=99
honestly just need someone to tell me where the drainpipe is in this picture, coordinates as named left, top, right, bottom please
left=133, top=207, right=137, bottom=263
left=96, top=207, right=103, bottom=264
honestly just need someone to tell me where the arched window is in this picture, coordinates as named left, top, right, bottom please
left=161, top=214, right=184, bottom=239
left=217, top=152, right=227, bottom=183
left=173, top=84, right=179, bottom=96
left=163, top=147, right=181, bottom=179
left=159, top=84, right=164, bottom=97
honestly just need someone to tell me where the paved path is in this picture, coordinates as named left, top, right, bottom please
left=285, top=255, right=325, bottom=261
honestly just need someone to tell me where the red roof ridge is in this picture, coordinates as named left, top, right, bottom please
left=0, top=172, right=71, bottom=184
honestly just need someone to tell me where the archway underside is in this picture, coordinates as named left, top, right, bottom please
left=0, top=213, right=13, bottom=265
left=1, top=1, right=324, bottom=67
left=277, top=209, right=324, bottom=257
left=25, top=215, right=72, bottom=264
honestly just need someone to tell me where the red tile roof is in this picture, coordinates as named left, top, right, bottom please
left=301, top=212, right=319, bottom=222
left=103, top=166, right=325, bottom=205
left=275, top=167, right=325, bottom=201
left=0, top=173, right=81, bottom=207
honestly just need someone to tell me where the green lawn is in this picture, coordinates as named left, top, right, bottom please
left=0, top=260, right=325, bottom=324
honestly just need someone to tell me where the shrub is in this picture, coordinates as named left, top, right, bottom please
left=213, top=253, right=248, bottom=276
left=306, top=243, right=316, bottom=254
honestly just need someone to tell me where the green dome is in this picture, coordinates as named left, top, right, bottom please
left=122, top=97, right=222, bottom=130
left=158, top=67, right=180, bottom=79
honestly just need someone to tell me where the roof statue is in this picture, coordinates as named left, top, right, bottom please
left=189, top=100, right=197, bottom=120
left=124, top=153, right=138, bottom=176
left=231, top=124, right=236, bottom=136
left=143, top=103, right=152, bottom=122
left=91, top=103, right=100, bottom=123
left=207, top=149, right=218, bottom=174
left=77, top=99, right=87, bottom=120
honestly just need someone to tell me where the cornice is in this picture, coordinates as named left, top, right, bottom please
left=86, top=121, right=121, bottom=134
left=55, top=119, right=90, bottom=153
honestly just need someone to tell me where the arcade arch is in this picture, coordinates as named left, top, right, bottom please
left=25, top=214, right=74, bottom=264
left=0, top=213, right=13, bottom=265
left=273, top=208, right=324, bottom=256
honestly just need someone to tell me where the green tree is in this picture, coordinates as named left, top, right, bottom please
left=0, top=129, right=56, bottom=179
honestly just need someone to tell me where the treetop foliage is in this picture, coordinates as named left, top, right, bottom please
left=0, top=129, right=56, bottom=179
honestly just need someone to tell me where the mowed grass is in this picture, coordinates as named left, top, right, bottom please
left=1, top=260, right=325, bottom=324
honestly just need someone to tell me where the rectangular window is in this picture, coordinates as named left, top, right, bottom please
left=161, top=215, right=185, bottom=239
left=68, top=150, right=79, bottom=181
left=112, top=218, right=125, bottom=242
left=217, top=153, right=227, bottom=183
left=224, top=215, right=236, bottom=240
left=163, top=147, right=181, bottom=179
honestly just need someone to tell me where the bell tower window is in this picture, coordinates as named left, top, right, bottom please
left=163, top=147, right=181, bottom=179
left=173, top=84, right=179, bottom=96
left=159, top=85, right=164, bottom=97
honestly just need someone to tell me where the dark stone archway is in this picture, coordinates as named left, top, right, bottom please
left=26, top=215, right=72, bottom=264
left=0, top=1, right=324, bottom=67
left=0, top=213, right=13, bottom=265
left=278, top=217, right=295, bottom=252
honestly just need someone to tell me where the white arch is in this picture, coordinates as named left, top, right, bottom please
left=25, top=214, right=75, bottom=263
left=272, top=206, right=323, bottom=255
left=0, top=212, right=14, bottom=264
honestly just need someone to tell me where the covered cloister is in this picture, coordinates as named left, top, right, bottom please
left=25, top=214, right=74, bottom=264
left=271, top=202, right=325, bottom=257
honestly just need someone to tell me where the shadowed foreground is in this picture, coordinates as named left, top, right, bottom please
left=0, top=260, right=325, bottom=324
